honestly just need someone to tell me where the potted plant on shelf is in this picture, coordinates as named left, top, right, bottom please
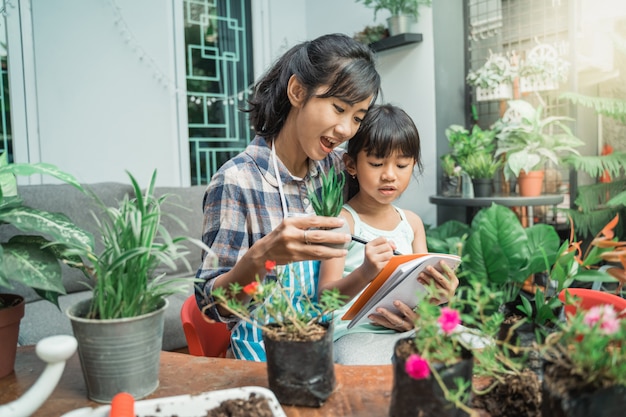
left=0, top=153, right=93, bottom=378
left=441, top=153, right=462, bottom=197
left=62, top=170, right=208, bottom=403
left=518, top=43, right=570, bottom=93
left=466, top=52, right=517, bottom=102
left=355, top=0, right=432, bottom=36
left=492, top=100, right=584, bottom=196
left=208, top=260, right=346, bottom=407
left=459, top=151, right=502, bottom=197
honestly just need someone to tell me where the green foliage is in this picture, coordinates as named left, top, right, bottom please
left=355, top=0, right=432, bottom=20
left=308, top=166, right=345, bottom=217
left=425, top=220, right=469, bottom=256
left=0, top=153, right=94, bottom=309
left=440, top=153, right=460, bottom=177
left=209, top=262, right=347, bottom=339
left=466, top=53, right=517, bottom=89
left=445, top=124, right=496, bottom=168
left=460, top=151, right=502, bottom=180
left=461, top=204, right=561, bottom=304
left=560, top=92, right=626, bottom=124
left=493, top=100, right=584, bottom=177
left=62, top=170, right=207, bottom=319
left=353, top=24, right=388, bottom=44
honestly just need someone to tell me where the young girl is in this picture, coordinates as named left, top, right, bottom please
left=195, top=33, right=381, bottom=361
left=318, top=104, right=460, bottom=365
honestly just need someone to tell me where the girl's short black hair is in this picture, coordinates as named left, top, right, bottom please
left=346, top=104, right=423, bottom=197
left=246, top=33, right=381, bottom=138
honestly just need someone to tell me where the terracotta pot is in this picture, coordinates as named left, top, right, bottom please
left=0, top=294, right=25, bottom=378
left=389, top=338, right=473, bottom=417
left=263, top=322, right=335, bottom=407
left=517, top=170, right=544, bottom=196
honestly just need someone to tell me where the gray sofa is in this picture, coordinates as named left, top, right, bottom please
left=0, top=182, right=207, bottom=351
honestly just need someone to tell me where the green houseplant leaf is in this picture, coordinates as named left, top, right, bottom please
left=308, top=166, right=345, bottom=218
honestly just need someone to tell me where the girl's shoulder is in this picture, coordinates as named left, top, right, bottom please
left=397, top=208, right=425, bottom=232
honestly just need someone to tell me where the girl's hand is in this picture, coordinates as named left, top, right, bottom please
left=417, top=260, right=460, bottom=305
left=367, top=301, right=417, bottom=332
left=358, top=237, right=396, bottom=282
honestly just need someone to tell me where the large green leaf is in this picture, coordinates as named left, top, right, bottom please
left=0, top=241, right=65, bottom=296
left=463, top=204, right=531, bottom=284
left=523, top=223, right=561, bottom=276
left=0, top=206, right=94, bottom=250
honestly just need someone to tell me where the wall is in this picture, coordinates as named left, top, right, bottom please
left=8, top=0, right=466, bottom=226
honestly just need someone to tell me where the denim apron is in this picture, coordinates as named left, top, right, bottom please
left=229, top=140, right=319, bottom=361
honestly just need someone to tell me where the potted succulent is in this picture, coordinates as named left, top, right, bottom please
left=355, top=0, right=432, bottom=35
left=62, top=170, right=208, bottom=403
left=492, top=100, right=584, bottom=196
left=0, top=153, right=92, bottom=378
left=466, top=52, right=517, bottom=102
left=209, top=260, right=346, bottom=407
left=441, top=153, right=462, bottom=197
left=307, top=165, right=350, bottom=248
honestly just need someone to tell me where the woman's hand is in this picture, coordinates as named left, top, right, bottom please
left=417, top=260, right=460, bottom=305
left=253, top=215, right=350, bottom=266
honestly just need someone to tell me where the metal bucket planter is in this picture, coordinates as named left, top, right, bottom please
left=263, top=322, right=335, bottom=407
left=66, top=297, right=168, bottom=403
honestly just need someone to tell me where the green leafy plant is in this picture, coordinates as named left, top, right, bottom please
left=445, top=124, right=496, bottom=169
left=425, top=220, right=469, bottom=256
left=440, top=153, right=460, bottom=178
left=63, top=170, right=206, bottom=319
left=466, top=52, right=517, bottom=90
left=355, top=0, right=432, bottom=20
left=493, top=100, right=584, bottom=178
left=0, top=153, right=93, bottom=308
left=460, top=151, right=502, bottom=180
left=307, top=166, right=345, bottom=217
left=353, top=24, right=388, bottom=44
left=461, top=204, right=561, bottom=304
left=208, top=260, right=346, bottom=339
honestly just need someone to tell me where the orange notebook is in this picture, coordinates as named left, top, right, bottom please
left=341, top=253, right=461, bottom=329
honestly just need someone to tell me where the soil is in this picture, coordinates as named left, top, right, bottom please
left=203, top=393, right=276, bottom=417
left=471, top=369, right=541, bottom=417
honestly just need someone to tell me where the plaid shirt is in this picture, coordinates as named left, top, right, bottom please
left=195, top=136, right=345, bottom=325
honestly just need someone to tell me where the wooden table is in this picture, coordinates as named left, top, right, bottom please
left=0, top=346, right=393, bottom=417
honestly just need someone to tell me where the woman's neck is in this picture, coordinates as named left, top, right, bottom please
left=273, top=134, right=308, bottom=178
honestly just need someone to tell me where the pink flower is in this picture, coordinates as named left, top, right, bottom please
left=438, top=307, right=461, bottom=334
left=583, top=305, right=620, bottom=335
left=405, top=354, right=430, bottom=379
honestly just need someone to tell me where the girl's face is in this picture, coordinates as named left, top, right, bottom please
left=347, top=149, right=415, bottom=204
left=288, top=77, right=372, bottom=161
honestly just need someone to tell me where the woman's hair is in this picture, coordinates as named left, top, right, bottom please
left=246, top=33, right=381, bottom=138
left=346, top=104, right=423, bottom=197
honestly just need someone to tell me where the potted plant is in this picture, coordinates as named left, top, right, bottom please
left=62, top=170, right=208, bottom=403
left=390, top=304, right=473, bottom=416
left=493, top=100, right=584, bottom=196
left=441, top=153, right=462, bottom=197
left=209, top=260, right=346, bottom=407
left=0, top=153, right=93, bottom=378
left=459, top=151, right=502, bottom=197
left=519, top=43, right=570, bottom=93
left=307, top=165, right=350, bottom=248
left=466, top=52, right=517, bottom=102
left=541, top=303, right=626, bottom=416
left=355, top=0, right=432, bottom=36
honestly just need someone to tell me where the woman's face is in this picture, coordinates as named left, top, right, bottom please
left=288, top=80, right=373, bottom=161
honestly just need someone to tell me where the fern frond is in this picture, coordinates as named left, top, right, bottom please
left=560, top=92, right=626, bottom=123
left=574, top=179, right=626, bottom=211
left=562, top=207, right=626, bottom=239
left=608, top=189, right=626, bottom=207
left=563, top=153, right=626, bottom=178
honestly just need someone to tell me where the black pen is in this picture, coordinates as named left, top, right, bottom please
left=351, top=235, right=403, bottom=256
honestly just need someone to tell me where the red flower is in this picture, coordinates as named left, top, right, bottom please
left=405, top=354, right=430, bottom=379
left=243, top=281, right=260, bottom=296
left=265, top=260, right=277, bottom=273
left=438, top=307, right=461, bottom=334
